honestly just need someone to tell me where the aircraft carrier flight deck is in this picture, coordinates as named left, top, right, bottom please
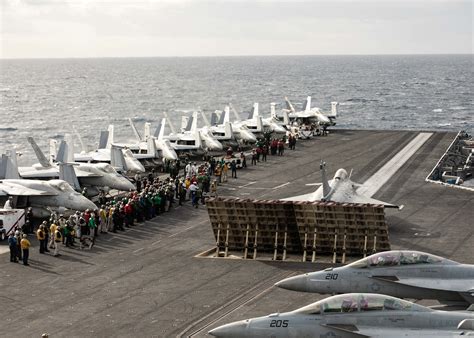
left=1, top=129, right=472, bottom=337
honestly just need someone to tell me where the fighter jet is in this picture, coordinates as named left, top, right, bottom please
left=0, top=153, right=96, bottom=217
left=281, top=161, right=400, bottom=209
left=177, top=111, right=223, bottom=152
left=275, top=250, right=474, bottom=306
left=73, top=125, right=145, bottom=174
left=250, top=102, right=287, bottom=134
left=199, top=110, right=238, bottom=148
left=214, top=105, right=257, bottom=144
left=209, top=293, right=474, bottom=337
left=229, top=103, right=265, bottom=137
left=284, top=96, right=338, bottom=126
left=162, top=111, right=223, bottom=154
left=18, top=137, right=135, bottom=196
left=120, top=118, right=178, bottom=163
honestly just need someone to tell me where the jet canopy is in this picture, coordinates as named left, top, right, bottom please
left=293, top=293, right=430, bottom=315
left=347, top=250, right=446, bottom=269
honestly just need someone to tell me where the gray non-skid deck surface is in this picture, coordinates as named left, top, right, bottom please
left=1, top=130, right=472, bottom=337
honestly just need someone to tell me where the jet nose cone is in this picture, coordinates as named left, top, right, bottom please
left=275, top=274, right=308, bottom=292
left=77, top=196, right=97, bottom=211
left=117, top=179, right=136, bottom=192
left=209, top=320, right=248, bottom=337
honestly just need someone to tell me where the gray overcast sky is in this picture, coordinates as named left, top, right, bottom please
left=0, top=0, right=472, bottom=58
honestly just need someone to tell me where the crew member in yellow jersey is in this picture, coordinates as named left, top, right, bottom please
left=36, top=224, right=46, bottom=254
left=20, top=234, right=31, bottom=266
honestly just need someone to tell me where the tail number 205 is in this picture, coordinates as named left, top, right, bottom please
left=270, top=320, right=289, bottom=327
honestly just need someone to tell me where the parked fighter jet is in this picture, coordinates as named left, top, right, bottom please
left=284, top=96, right=338, bottom=126
left=281, top=161, right=400, bottom=209
left=18, top=137, right=135, bottom=196
left=276, top=250, right=474, bottom=306
left=209, top=293, right=474, bottom=338
left=0, top=152, right=96, bottom=217
left=250, top=103, right=287, bottom=134
left=123, top=118, right=178, bottom=162
left=163, top=111, right=223, bottom=154
left=200, top=111, right=237, bottom=147
left=73, top=125, right=145, bottom=174
left=229, top=103, right=265, bottom=137
left=178, top=111, right=223, bottom=152
left=215, top=106, right=257, bottom=144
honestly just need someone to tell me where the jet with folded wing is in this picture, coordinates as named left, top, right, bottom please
left=229, top=103, right=266, bottom=138
left=246, top=102, right=287, bottom=134
left=281, top=161, right=400, bottom=209
left=284, top=96, right=338, bottom=126
left=73, top=125, right=145, bottom=174
left=209, top=293, right=474, bottom=337
left=18, top=137, right=135, bottom=196
left=122, top=117, right=178, bottom=163
left=275, top=250, right=474, bottom=306
left=0, top=153, right=96, bottom=217
left=213, top=105, right=257, bottom=144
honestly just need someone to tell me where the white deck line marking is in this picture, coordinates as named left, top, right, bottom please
left=358, top=132, right=433, bottom=197
left=132, top=247, right=144, bottom=254
left=238, top=181, right=257, bottom=188
left=272, top=182, right=290, bottom=190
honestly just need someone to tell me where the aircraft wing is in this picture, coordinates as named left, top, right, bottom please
left=0, top=181, right=57, bottom=196
left=74, top=168, right=101, bottom=178
left=19, top=167, right=59, bottom=179
left=372, top=276, right=474, bottom=293
left=132, top=154, right=156, bottom=160
left=349, top=193, right=400, bottom=209
left=281, top=192, right=317, bottom=202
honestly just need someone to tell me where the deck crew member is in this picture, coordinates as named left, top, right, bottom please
left=20, top=234, right=31, bottom=266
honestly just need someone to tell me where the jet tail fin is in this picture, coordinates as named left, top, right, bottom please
left=328, top=102, right=339, bottom=118
left=256, top=116, right=263, bottom=132
left=303, top=96, right=312, bottom=112
left=320, top=160, right=331, bottom=198
left=190, top=111, right=198, bottom=132
left=224, top=122, right=234, bottom=139
left=210, top=111, right=220, bottom=126
left=201, top=111, right=211, bottom=127
left=110, top=146, right=127, bottom=172
left=282, top=110, right=290, bottom=125
left=72, top=126, right=86, bottom=153
left=49, top=139, right=58, bottom=164
left=229, top=103, right=241, bottom=122
left=284, top=97, right=296, bottom=113
left=98, top=130, right=109, bottom=149
left=195, top=131, right=202, bottom=149
left=58, top=163, right=81, bottom=191
left=270, top=103, right=277, bottom=119
left=223, top=106, right=231, bottom=123
left=181, top=116, right=190, bottom=131
left=0, top=152, right=20, bottom=180
left=163, top=112, right=177, bottom=134
left=64, top=134, right=75, bottom=163
left=248, top=102, right=259, bottom=120
left=56, top=140, right=68, bottom=163
left=147, top=137, right=157, bottom=156
left=129, top=118, right=142, bottom=142
left=106, top=125, right=114, bottom=149
left=27, top=137, right=51, bottom=168
left=154, top=118, right=166, bottom=140
left=144, top=122, right=151, bottom=141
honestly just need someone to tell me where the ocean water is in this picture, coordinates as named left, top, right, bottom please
left=0, top=55, right=472, bottom=165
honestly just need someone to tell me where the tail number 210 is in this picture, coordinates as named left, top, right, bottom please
left=270, top=320, right=289, bottom=327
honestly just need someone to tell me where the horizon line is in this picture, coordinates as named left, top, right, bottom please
left=1, top=53, right=472, bottom=61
